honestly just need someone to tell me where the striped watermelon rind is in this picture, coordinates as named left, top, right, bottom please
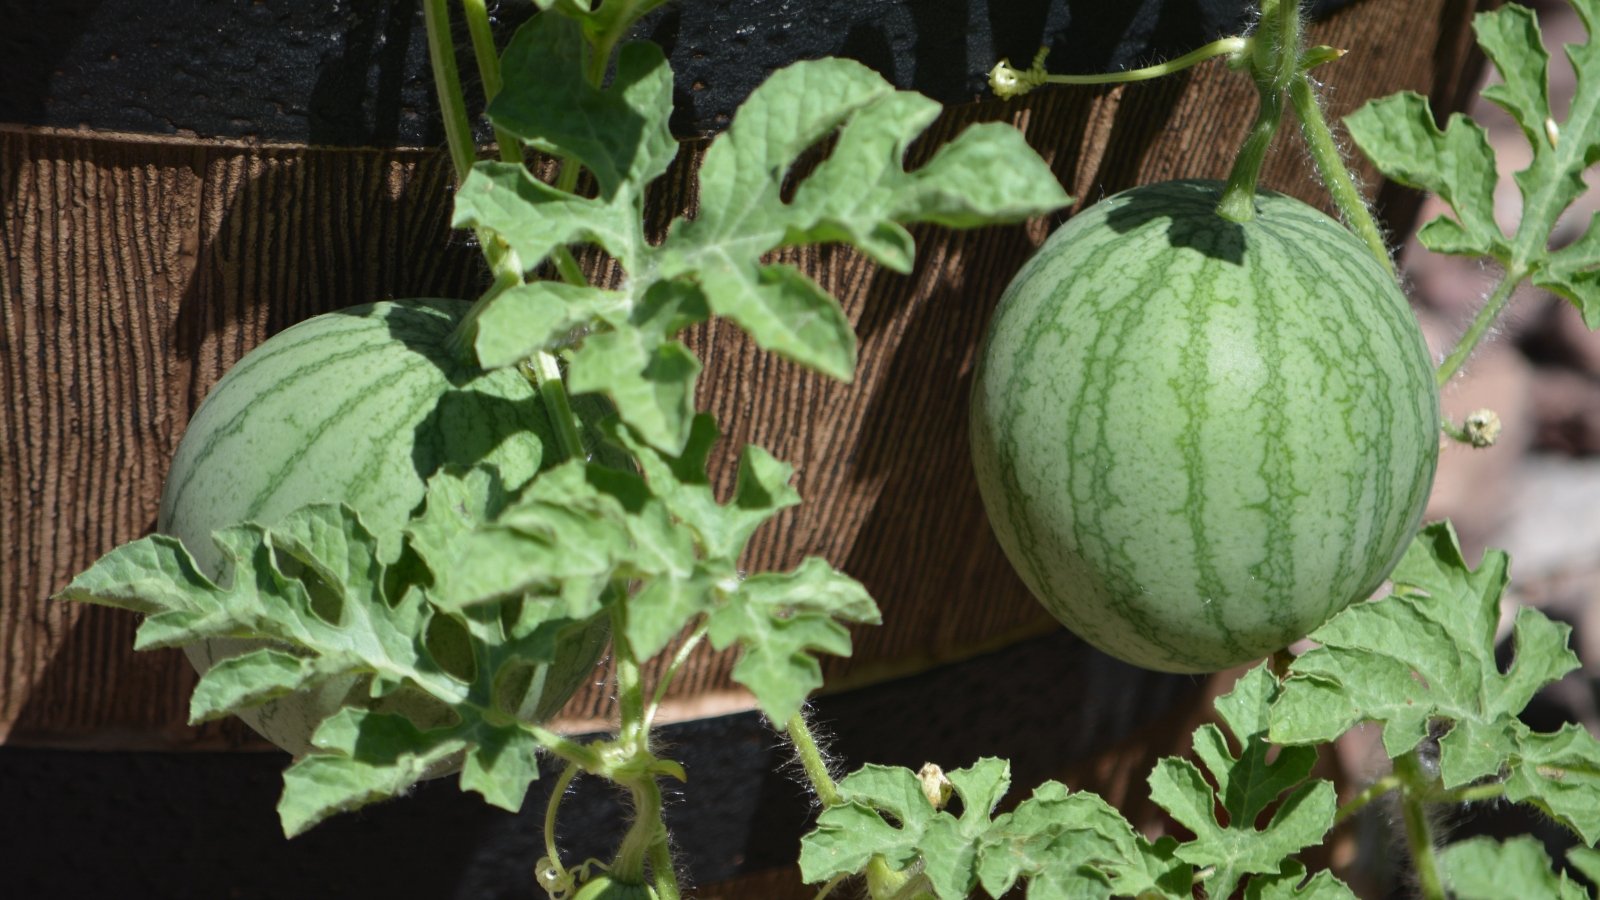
left=159, top=298, right=608, bottom=757
left=969, top=180, right=1439, bottom=673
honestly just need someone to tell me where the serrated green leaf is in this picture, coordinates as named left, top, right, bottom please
left=403, top=463, right=541, bottom=593
left=1534, top=212, right=1600, bottom=327
left=279, top=708, right=468, bottom=837
left=1273, top=522, right=1600, bottom=843
left=57, top=492, right=601, bottom=836
left=454, top=161, right=640, bottom=273
left=1209, top=666, right=1321, bottom=825
left=612, top=418, right=801, bottom=561
left=1152, top=666, right=1335, bottom=900
left=1502, top=723, right=1600, bottom=844
left=487, top=13, right=675, bottom=199
left=708, top=557, right=879, bottom=724
left=433, top=461, right=643, bottom=611
left=1271, top=521, right=1585, bottom=766
left=1475, top=5, right=1555, bottom=145
left=459, top=37, right=1067, bottom=447
left=188, top=648, right=317, bottom=723
left=472, top=282, right=629, bottom=369
left=1352, top=0, right=1600, bottom=327
left=799, top=764, right=939, bottom=883
left=912, top=758, right=1012, bottom=899
left=52, top=532, right=221, bottom=618
left=567, top=332, right=700, bottom=454
left=624, top=564, right=724, bottom=660
left=1442, top=835, right=1592, bottom=900
left=1243, top=861, right=1358, bottom=900
left=975, top=782, right=1190, bottom=900
left=694, top=261, right=858, bottom=381
left=459, top=724, right=545, bottom=811
left=801, top=759, right=1042, bottom=900
left=1344, top=93, right=1507, bottom=260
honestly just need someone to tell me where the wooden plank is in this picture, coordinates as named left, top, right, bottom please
left=0, top=0, right=1486, bottom=749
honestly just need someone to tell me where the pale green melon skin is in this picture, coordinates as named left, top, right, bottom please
left=160, top=298, right=607, bottom=758
left=969, top=180, right=1439, bottom=673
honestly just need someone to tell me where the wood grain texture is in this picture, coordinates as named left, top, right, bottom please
left=1, top=0, right=1485, bottom=749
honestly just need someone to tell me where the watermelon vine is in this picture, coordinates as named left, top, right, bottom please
left=51, top=0, right=1600, bottom=897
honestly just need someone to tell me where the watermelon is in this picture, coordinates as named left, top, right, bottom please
left=969, top=180, right=1439, bottom=673
left=159, top=298, right=608, bottom=756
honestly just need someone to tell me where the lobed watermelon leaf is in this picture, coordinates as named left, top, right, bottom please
left=56, top=469, right=609, bottom=837
left=434, top=412, right=878, bottom=725
left=1441, top=836, right=1594, bottom=900
left=1345, top=0, right=1600, bottom=324
left=1270, top=522, right=1600, bottom=844
left=1149, top=666, right=1340, bottom=900
left=453, top=11, right=1070, bottom=454
left=1242, top=861, right=1358, bottom=900
left=798, top=758, right=1190, bottom=899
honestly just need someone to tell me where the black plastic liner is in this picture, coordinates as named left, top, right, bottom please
left=2, top=0, right=1360, bottom=143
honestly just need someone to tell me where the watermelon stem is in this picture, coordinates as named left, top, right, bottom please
left=1288, top=71, right=1399, bottom=279
left=785, top=712, right=843, bottom=808
left=1217, top=0, right=1303, bottom=223
left=1394, top=750, right=1448, bottom=900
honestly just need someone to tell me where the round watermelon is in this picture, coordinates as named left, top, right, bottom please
left=160, top=298, right=608, bottom=756
left=969, top=180, right=1438, bottom=673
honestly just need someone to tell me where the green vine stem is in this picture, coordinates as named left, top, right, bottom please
left=459, top=0, right=524, bottom=163
left=1217, top=0, right=1301, bottom=222
left=1286, top=70, right=1397, bottom=278
left=645, top=621, right=711, bottom=730
left=610, top=604, right=649, bottom=750
left=647, top=825, right=681, bottom=900
left=813, top=874, right=849, bottom=900
left=611, top=776, right=667, bottom=886
left=785, top=713, right=842, bottom=808
left=1334, top=774, right=1399, bottom=826
left=1393, top=751, right=1447, bottom=900
left=1435, top=268, right=1524, bottom=388
left=987, top=37, right=1248, bottom=99
left=460, top=0, right=592, bottom=287
left=423, top=0, right=480, bottom=186
left=423, top=0, right=594, bottom=464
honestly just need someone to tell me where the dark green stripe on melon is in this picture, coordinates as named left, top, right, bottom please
left=159, top=299, right=608, bottom=756
left=969, top=180, right=1438, bottom=673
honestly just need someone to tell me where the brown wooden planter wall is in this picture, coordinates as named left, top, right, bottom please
left=3, top=0, right=1483, bottom=757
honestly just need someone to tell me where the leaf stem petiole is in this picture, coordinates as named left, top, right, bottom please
left=1288, top=69, right=1396, bottom=278
left=522, top=353, right=589, bottom=464
left=644, top=620, right=711, bottom=731
left=1334, top=773, right=1400, bottom=826
left=459, top=0, right=524, bottom=164
left=813, top=874, right=848, bottom=900
left=422, top=0, right=479, bottom=186
left=1436, top=268, right=1524, bottom=388
left=785, top=712, right=842, bottom=808
left=1393, top=751, right=1447, bottom=900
